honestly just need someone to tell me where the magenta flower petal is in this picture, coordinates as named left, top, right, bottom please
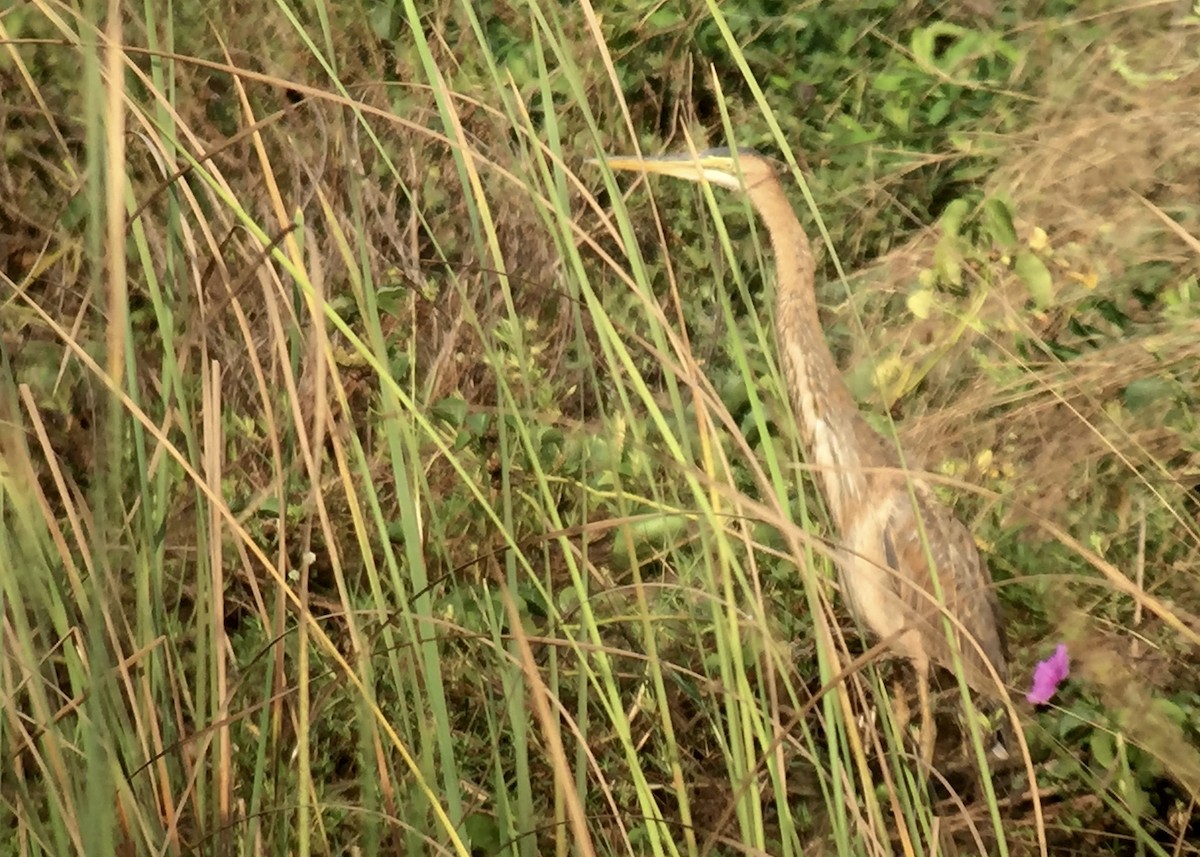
left=1026, top=643, right=1070, bottom=705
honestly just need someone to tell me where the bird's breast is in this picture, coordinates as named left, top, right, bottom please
left=836, top=510, right=908, bottom=641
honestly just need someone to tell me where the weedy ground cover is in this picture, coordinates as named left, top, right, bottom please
left=1, top=1, right=1197, bottom=854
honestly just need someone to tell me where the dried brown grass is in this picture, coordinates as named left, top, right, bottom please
left=828, top=22, right=1200, bottom=830
left=847, top=23, right=1200, bottom=528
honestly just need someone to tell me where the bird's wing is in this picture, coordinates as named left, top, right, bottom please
left=881, top=485, right=1009, bottom=693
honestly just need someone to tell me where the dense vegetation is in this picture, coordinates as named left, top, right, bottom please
left=2, top=1, right=1198, bottom=855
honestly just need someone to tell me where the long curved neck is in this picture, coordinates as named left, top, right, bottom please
left=747, top=180, right=887, bottom=524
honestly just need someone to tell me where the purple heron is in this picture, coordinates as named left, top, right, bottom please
left=593, top=148, right=1011, bottom=766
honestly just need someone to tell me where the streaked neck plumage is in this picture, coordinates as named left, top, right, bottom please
left=745, top=178, right=893, bottom=525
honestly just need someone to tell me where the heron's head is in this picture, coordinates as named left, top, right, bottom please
left=590, top=147, right=776, bottom=191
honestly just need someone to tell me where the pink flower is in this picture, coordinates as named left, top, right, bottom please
left=1027, top=643, right=1069, bottom=705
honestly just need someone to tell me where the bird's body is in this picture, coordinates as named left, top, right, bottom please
left=763, top=166, right=1009, bottom=700
left=595, top=147, right=1010, bottom=764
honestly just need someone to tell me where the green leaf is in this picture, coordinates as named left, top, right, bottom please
left=872, top=71, right=910, bottom=92
left=939, top=198, right=971, bottom=238
left=911, top=23, right=973, bottom=73
left=882, top=101, right=910, bottom=131
left=431, top=394, right=468, bottom=427
left=59, top=192, right=89, bottom=232
left=926, top=97, right=953, bottom=126
left=1123, top=377, right=1177, bottom=412
left=939, top=31, right=981, bottom=70
left=368, top=3, right=395, bottom=40
left=465, top=411, right=491, bottom=438
left=983, top=198, right=1018, bottom=247
left=389, top=350, right=410, bottom=380
left=1150, top=696, right=1189, bottom=727
left=376, top=285, right=406, bottom=317
left=646, top=6, right=684, bottom=28
left=1014, top=252, right=1053, bottom=308
left=911, top=27, right=935, bottom=68
left=1093, top=298, right=1130, bottom=328
left=1117, top=769, right=1151, bottom=818
left=933, top=237, right=963, bottom=287
left=1091, top=730, right=1116, bottom=769
left=609, top=515, right=692, bottom=566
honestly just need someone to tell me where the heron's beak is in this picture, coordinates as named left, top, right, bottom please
left=588, top=153, right=740, bottom=188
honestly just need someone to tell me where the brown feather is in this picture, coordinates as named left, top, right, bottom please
left=878, top=483, right=1009, bottom=692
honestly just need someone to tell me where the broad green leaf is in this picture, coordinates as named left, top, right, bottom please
left=465, top=412, right=491, bottom=438
left=1150, top=696, right=1189, bottom=728
left=368, top=3, right=396, bottom=39
left=431, top=394, right=468, bottom=427
left=1014, top=251, right=1053, bottom=307
left=1124, top=377, right=1177, bottom=412
left=939, top=198, right=971, bottom=237
left=983, top=198, right=1018, bottom=247
left=1091, top=731, right=1116, bottom=769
